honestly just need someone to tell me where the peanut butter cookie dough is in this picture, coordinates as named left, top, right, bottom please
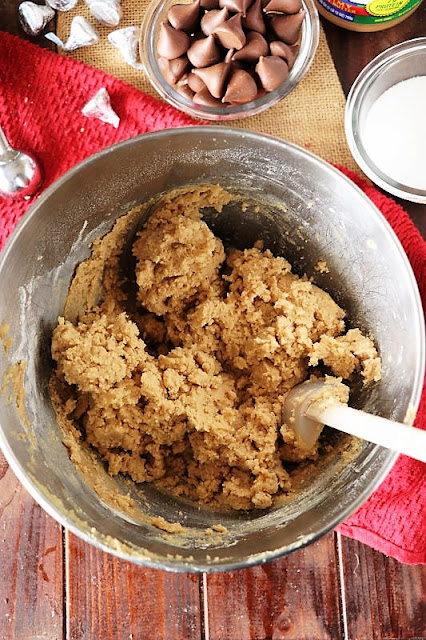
left=50, top=185, right=381, bottom=510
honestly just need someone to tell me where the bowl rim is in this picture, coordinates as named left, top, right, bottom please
left=139, top=0, right=320, bottom=121
left=345, top=37, right=426, bottom=204
left=0, top=126, right=424, bottom=572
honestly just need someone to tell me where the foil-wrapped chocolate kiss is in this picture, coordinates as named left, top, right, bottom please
left=108, top=26, right=144, bottom=69
left=46, top=0, right=78, bottom=10
left=81, top=87, right=120, bottom=128
left=19, top=1, right=55, bottom=36
left=45, top=16, right=100, bottom=50
left=85, top=0, right=122, bottom=27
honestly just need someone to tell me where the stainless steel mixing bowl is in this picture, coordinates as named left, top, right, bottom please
left=0, top=127, right=424, bottom=572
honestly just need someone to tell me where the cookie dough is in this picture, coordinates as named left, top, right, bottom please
left=50, top=185, right=381, bottom=510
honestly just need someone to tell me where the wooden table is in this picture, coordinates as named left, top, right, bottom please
left=1, top=4, right=425, bottom=639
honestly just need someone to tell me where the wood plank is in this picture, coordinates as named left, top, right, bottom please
left=322, top=9, right=426, bottom=98
left=339, top=534, right=426, bottom=640
left=0, top=452, right=64, bottom=640
left=205, top=532, right=343, bottom=640
left=66, top=531, right=203, bottom=640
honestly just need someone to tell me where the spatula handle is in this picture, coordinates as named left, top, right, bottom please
left=305, top=402, right=426, bottom=464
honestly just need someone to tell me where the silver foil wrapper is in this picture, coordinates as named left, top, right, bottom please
left=85, top=0, right=122, bottom=27
left=81, top=88, right=120, bottom=128
left=19, top=1, right=55, bottom=36
left=108, top=26, right=143, bottom=70
left=46, top=0, right=78, bottom=10
left=45, top=16, right=99, bottom=51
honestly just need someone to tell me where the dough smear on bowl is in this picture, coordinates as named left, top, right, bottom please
left=50, top=185, right=381, bottom=510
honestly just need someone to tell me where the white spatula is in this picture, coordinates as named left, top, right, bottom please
left=282, top=379, right=426, bottom=463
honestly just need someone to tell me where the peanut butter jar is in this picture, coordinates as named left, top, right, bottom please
left=315, top=0, right=422, bottom=31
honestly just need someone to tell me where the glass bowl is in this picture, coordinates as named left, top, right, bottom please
left=345, top=38, right=426, bottom=205
left=140, top=0, right=320, bottom=121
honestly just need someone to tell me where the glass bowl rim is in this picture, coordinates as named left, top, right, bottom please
left=139, top=0, right=320, bottom=120
left=344, top=37, right=426, bottom=204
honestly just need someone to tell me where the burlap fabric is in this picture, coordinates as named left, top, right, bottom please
left=57, top=2, right=358, bottom=172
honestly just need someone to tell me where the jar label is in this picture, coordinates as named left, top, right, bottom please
left=316, top=0, right=421, bottom=23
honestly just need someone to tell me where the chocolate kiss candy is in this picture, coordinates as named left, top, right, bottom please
left=176, top=83, right=195, bottom=101
left=157, top=21, right=191, bottom=59
left=222, top=69, right=257, bottom=104
left=46, top=16, right=99, bottom=50
left=242, top=0, right=265, bottom=34
left=193, top=86, right=223, bottom=106
left=200, top=7, right=229, bottom=36
left=264, top=0, right=302, bottom=12
left=159, top=56, right=189, bottom=83
left=66, top=16, right=99, bottom=49
left=200, top=0, right=220, bottom=8
left=213, top=13, right=246, bottom=50
left=224, top=48, right=235, bottom=62
left=19, top=1, right=55, bottom=36
left=46, top=0, right=77, bottom=9
left=86, top=0, right=122, bottom=27
left=193, top=60, right=231, bottom=98
left=108, top=27, right=143, bottom=69
left=169, top=56, right=190, bottom=82
left=187, top=35, right=221, bottom=67
left=158, top=57, right=175, bottom=84
left=168, top=0, right=200, bottom=33
left=187, top=70, right=207, bottom=91
left=232, top=31, right=268, bottom=62
left=82, top=87, right=120, bottom=128
left=269, top=11, right=306, bottom=44
left=218, top=0, right=252, bottom=15
left=256, top=55, right=288, bottom=91
left=269, top=41, right=298, bottom=69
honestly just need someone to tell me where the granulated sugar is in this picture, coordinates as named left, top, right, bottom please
left=362, top=76, right=426, bottom=191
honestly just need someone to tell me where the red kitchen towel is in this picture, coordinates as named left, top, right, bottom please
left=0, top=32, right=425, bottom=564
